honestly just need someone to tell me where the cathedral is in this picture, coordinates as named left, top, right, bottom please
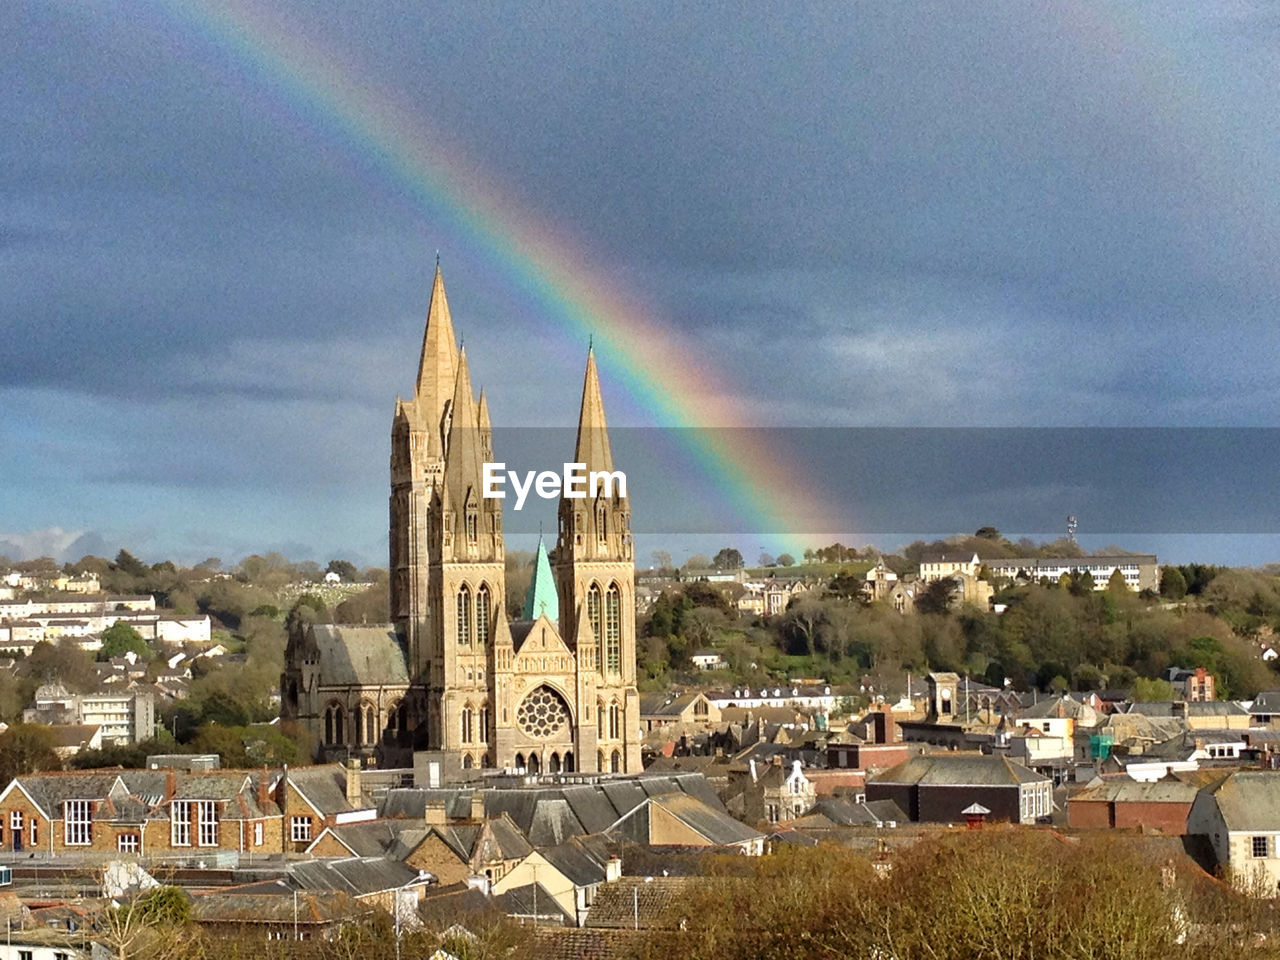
left=283, top=266, right=641, bottom=775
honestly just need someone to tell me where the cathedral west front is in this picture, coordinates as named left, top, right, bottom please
left=284, top=265, right=641, bottom=775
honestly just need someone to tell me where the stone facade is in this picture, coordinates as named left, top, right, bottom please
left=285, top=266, right=640, bottom=774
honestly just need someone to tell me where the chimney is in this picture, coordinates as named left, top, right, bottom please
left=425, top=799, right=447, bottom=826
left=470, top=790, right=485, bottom=822
left=345, top=758, right=362, bottom=806
left=165, top=769, right=177, bottom=801
left=257, top=767, right=269, bottom=808
left=771, top=753, right=783, bottom=767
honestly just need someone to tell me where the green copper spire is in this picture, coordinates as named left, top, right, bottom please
left=523, top=537, right=559, bottom=621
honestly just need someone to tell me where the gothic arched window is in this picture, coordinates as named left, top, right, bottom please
left=596, top=503, right=607, bottom=544
left=479, top=703, right=489, bottom=742
left=609, top=701, right=620, bottom=740
left=466, top=509, right=478, bottom=544
left=588, top=583, right=602, bottom=670
left=324, top=702, right=344, bottom=745
left=605, top=583, right=621, bottom=673
left=610, top=750, right=621, bottom=773
left=365, top=705, right=376, bottom=745
left=476, top=584, right=491, bottom=645
left=461, top=704, right=473, bottom=743
left=457, top=584, right=472, bottom=645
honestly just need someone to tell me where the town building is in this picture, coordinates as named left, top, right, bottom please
left=1187, top=771, right=1280, bottom=895
left=866, top=754, right=1052, bottom=824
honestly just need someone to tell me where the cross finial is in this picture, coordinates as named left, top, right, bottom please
left=588, top=332, right=594, bottom=351
left=435, top=250, right=440, bottom=268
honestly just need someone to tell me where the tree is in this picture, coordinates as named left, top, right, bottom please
left=682, top=554, right=710, bottom=571
left=975, top=526, right=1001, bottom=540
left=758, top=552, right=775, bottom=567
left=915, top=579, right=955, bottom=616
left=1160, top=565, right=1188, bottom=599
left=651, top=550, right=673, bottom=571
left=114, top=549, right=150, bottom=579
left=21, top=639, right=98, bottom=692
left=776, top=553, right=795, bottom=567
left=0, top=725, right=61, bottom=783
left=712, top=547, right=744, bottom=570
left=325, top=559, right=359, bottom=582
left=100, top=621, right=151, bottom=661
left=1106, top=568, right=1128, bottom=594
left=1132, top=677, right=1175, bottom=701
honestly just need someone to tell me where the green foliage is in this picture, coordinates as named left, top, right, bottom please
left=0, top=724, right=62, bottom=783
left=20, top=639, right=98, bottom=692
left=1133, top=677, right=1176, bottom=701
left=711, top=547, right=744, bottom=569
left=776, top=553, right=795, bottom=567
left=133, top=886, right=192, bottom=926
left=1161, top=565, right=1189, bottom=599
left=114, top=549, right=150, bottom=579
left=100, top=621, right=151, bottom=661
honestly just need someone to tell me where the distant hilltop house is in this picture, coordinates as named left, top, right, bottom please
left=914, top=552, right=1158, bottom=593
left=737, top=576, right=814, bottom=617
left=689, top=649, right=726, bottom=670
left=706, top=684, right=836, bottom=714
left=0, top=592, right=209, bottom=655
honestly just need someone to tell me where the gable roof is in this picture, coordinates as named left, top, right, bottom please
left=1197, top=771, right=1280, bottom=831
left=584, top=876, right=692, bottom=929
left=289, top=857, right=429, bottom=896
left=870, top=754, right=1049, bottom=787
left=287, top=765, right=356, bottom=816
left=306, top=624, right=409, bottom=686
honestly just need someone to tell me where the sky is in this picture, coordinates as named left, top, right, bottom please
left=4, top=1, right=1280, bottom=568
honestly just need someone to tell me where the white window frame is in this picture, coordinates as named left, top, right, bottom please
left=254, top=821, right=264, bottom=846
left=290, top=816, right=312, bottom=843
left=64, top=800, right=92, bottom=846
left=9, top=811, right=21, bottom=836
left=117, top=833, right=139, bottom=853
left=171, top=800, right=191, bottom=847
left=197, top=800, right=218, bottom=847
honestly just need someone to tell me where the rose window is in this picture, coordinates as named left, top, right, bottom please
left=517, top=686, right=571, bottom=739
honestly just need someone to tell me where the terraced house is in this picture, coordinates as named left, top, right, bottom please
left=0, top=764, right=362, bottom=862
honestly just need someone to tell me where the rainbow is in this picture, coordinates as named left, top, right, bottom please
left=152, top=0, right=851, bottom=547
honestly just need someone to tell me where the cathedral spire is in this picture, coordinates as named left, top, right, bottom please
left=414, top=263, right=460, bottom=429
left=523, top=536, right=559, bottom=621
left=573, top=347, right=614, bottom=474
left=477, top=388, right=493, bottom=462
left=443, top=346, right=483, bottom=505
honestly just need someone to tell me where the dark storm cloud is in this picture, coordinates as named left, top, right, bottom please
left=5, top=0, right=1280, bottom=560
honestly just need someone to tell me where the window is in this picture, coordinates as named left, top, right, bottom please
left=461, top=705, right=473, bottom=743
left=466, top=510, right=478, bottom=543
left=604, top=584, right=621, bottom=673
left=457, top=585, right=472, bottom=644
left=64, top=800, right=92, bottom=846
left=597, top=504, right=608, bottom=544
left=30, top=820, right=37, bottom=846
left=117, top=833, right=139, bottom=853
left=588, top=584, right=602, bottom=669
left=609, top=702, right=619, bottom=740
left=476, top=584, right=491, bottom=644
left=291, top=816, right=312, bottom=843
left=10, top=811, right=21, bottom=837
left=197, top=800, right=218, bottom=847
left=18, top=950, right=31, bottom=960
left=254, top=821, right=264, bottom=846
left=479, top=705, right=489, bottom=742
left=325, top=702, right=345, bottom=745
left=1253, top=835, right=1269, bottom=859
left=171, top=801, right=191, bottom=847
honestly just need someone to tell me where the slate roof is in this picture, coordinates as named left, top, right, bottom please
left=640, top=692, right=706, bottom=717
left=812, top=796, right=907, bottom=826
left=1127, top=701, right=1248, bottom=718
left=308, top=623, right=409, bottom=686
left=1197, top=771, right=1280, bottom=831
left=381, top=773, right=725, bottom=844
left=633, top=792, right=763, bottom=847
left=314, top=819, right=418, bottom=857
left=494, top=882, right=573, bottom=925
left=1017, top=695, right=1098, bottom=724
left=288, top=764, right=356, bottom=815
left=1250, top=690, right=1280, bottom=714
left=584, top=876, right=692, bottom=929
left=539, top=837, right=609, bottom=887
left=1071, top=778, right=1200, bottom=805
left=191, top=882, right=369, bottom=925
left=870, top=754, right=1049, bottom=787
left=289, top=857, right=429, bottom=896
